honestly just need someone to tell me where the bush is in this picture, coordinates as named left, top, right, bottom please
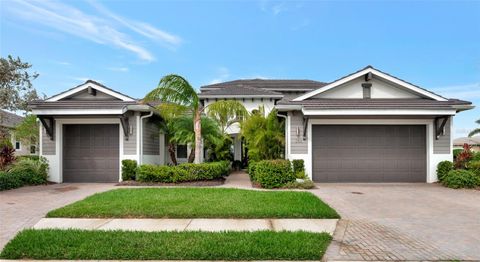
left=442, top=169, right=480, bottom=189
left=232, top=160, right=242, bottom=171
left=254, top=159, right=295, bottom=189
left=453, top=149, right=462, bottom=159
left=467, top=160, right=480, bottom=175
left=18, top=155, right=40, bottom=161
left=295, top=170, right=307, bottom=179
left=455, top=144, right=473, bottom=169
left=284, top=179, right=316, bottom=189
left=8, top=157, right=49, bottom=185
left=0, top=171, right=22, bottom=190
left=292, top=159, right=305, bottom=174
left=0, top=139, right=15, bottom=170
left=436, top=161, right=454, bottom=181
left=121, top=160, right=137, bottom=181
left=247, top=161, right=258, bottom=182
left=137, top=161, right=230, bottom=183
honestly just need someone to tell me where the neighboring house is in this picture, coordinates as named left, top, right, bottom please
left=31, top=66, right=473, bottom=183
left=0, top=109, right=37, bottom=156
left=453, top=137, right=480, bottom=151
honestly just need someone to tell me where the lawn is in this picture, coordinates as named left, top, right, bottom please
left=0, top=229, right=332, bottom=260
left=47, top=188, right=339, bottom=218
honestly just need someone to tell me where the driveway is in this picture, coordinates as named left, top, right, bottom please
left=313, top=183, right=480, bottom=261
left=0, top=183, right=115, bottom=250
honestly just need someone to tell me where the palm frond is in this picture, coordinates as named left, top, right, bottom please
left=206, top=100, right=249, bottom=133
left=144, top=74, right=199, bottom=109
left=468, top=128, right=480, bottom=137
left=156, top=103, right=189, bottom=121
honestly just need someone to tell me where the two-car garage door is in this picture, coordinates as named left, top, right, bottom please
left=63, top=124, right=119, bottom=182
left=312, top=125, right=426, bottom=183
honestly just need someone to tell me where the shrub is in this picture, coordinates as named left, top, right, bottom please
left=284, top=179, right=316, bottom=189
left=254, top=159, right=295, bottom=189
left=18, top=155, right=40, bottom=161
left=8, top=157, right=49, bottom=185
left=0, top=171, right=22, bottom=190
left=453, top=149, right=463, bottom=159
left=232, top=160, right=242, bottom=171
left=292, top=159, right=305, bottom=174
left=436, top=160, right=453, bottom=181
left=471, top=151, right=480, bottom=161
left=455, top=144, right=473, bottom=169
left=0, top=139, right=15, bottom=170
left=467, top=160, right=480, bottom=175
left=442, top=169, right=480, bottom=189
left=295, top=170, right=307, bottom=179
left=247, top=161, right=258, bottom=182
left=121, top=160, right=137, bottom=181
left=136, top=161, right=230, bottom=183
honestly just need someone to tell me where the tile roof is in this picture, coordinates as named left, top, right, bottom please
left=29, top=100, right=138, bottom=110
left=198, top=84, right=284, bottom=98
left=0, top=109, right=24, bottom=128
left=201, top=79, right=327, bottom=92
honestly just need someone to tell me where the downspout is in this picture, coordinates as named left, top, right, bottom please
left=277, top=113, right=288, bottom=159
left=139, top=111, right=154, bottom=165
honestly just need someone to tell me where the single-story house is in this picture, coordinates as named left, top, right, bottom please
left=0, top=109, right=38, bottom=156
left=453, top=137, right=480, bottom=151
left=31, top=66, right=473, bottom=183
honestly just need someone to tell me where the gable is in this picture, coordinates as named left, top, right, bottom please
left=313, top=76, right=421, bottom=99
left=46, top=80, right=135, bottom=102
left=59, top=88, right=122, bottom=101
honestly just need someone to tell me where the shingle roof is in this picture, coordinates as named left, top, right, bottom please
left=29, top=100, right=138, bottom=110
left=0, top=110, right=24, bottom=128
left=453, top=137, right=480, bottom=146
left=198, top=84, right=284, bottom=98
left=201, top=79, right=327, bottom=92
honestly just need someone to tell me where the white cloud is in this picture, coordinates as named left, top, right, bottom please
left=430, top=82, right=480, bottom=100
left=272, top=2, right=287, bottom=15
left=52, top=60, right=71, bottom=66
left=208, top=67, right=230, bottom=84
left=259, top=1, right=287, bottom=15
left=5, top=0, right=181, bottom=62
left=107, top=67, right=129, bottom=72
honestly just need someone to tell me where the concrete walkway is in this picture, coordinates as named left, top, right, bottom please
left=221, top=170, right=253, bottom=188
left=33, top=218, right=338, bottom=234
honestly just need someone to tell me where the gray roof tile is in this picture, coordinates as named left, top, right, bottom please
left=0, top=110, right=24, bottom=128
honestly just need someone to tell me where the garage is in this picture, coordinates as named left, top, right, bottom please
left=63, top=124, right=119, bottom=182
left=312, top=125, right=426, bottom=182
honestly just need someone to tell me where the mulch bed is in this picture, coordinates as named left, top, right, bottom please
left=116, top=177, right=225, bottom=187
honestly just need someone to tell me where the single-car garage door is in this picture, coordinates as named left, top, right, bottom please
left=312, top=125, right=426, bottom=182
left=63, top=124, right=119, bottom=182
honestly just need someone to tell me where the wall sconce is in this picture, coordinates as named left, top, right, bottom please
left=296, top=127, right=300, bottom=136
left=129, top=125, right=134, bottom=135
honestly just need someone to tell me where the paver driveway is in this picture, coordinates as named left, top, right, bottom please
left=0, top=183, right=115, bottom=250
left=313, top=183, right=480, bottom=261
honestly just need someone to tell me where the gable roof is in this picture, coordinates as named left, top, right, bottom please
left=0, top=109, right=24, bottom=128
left=293, top=66, right=448, bottom=102
left=46, top=80, right=135, bottom=102
left=201, top=79, right=327, bottom=92
left=453, top=136, right=480, bottom=146
left=198, top=84, right=284, bottom=98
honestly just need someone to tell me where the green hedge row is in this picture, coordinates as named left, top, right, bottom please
left=0, top=158, right=49, bottom=191
left=436, top=159, right=480, bottom=189
left=248, top=159, right=296, bottom=189
left=124, top=161, right=230, bottom=183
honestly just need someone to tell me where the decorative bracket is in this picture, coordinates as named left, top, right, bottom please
left=434, top=116, right=449, bottom=140
left=302, top=117, right=309, bottom=141
left=119, top=115, right=130, bottom=140
left=38, top=116, right=54, bottom=141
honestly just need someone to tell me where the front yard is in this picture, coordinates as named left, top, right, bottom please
left=47, top=187, right=340, bottom=219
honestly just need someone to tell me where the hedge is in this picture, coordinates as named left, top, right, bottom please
left=0, top=158, right=49, bottom=191
left=436, top=160, right=454, bottom=181
left=121, top=160, right=137, bottom=181
left=137, top=161, right=230, bottom=183
left=253, top=160, right=296, bottom=189
left=442, top=169, right=480, bottom=189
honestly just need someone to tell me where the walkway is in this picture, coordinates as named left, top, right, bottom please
left=33, top=218, right=338, bottom=233
left=221, top=170, right=253, bottom=188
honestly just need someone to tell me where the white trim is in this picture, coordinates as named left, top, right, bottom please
left=47, top=82, right=134, bottom=102
left=306, top=119, right=437, bottom=183
left=32, top=109, right=124, bottom=115
left=293, top=67, right=447, bottom=102
left=302, top=108, right=456, bottom=116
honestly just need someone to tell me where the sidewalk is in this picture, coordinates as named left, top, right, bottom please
left=33, top=218, right=338, bottom=234
left=221, top=170, right=253, bottom=189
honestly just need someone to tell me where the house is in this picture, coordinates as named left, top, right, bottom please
left=0, top=109, right=37, bottom=156
left=31, top=66, right=473, bottom=183
left=453, top=137, right=480, bottom=151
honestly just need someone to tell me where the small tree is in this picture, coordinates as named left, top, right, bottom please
left=14, top=114, right=39, bottom=150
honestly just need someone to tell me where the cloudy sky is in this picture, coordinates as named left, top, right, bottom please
left=1, top=0, right=479, bottom=137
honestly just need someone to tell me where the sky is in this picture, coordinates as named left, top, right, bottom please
left=0, top=0, right=479, bottom=138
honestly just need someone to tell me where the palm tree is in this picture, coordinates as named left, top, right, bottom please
left=206, top=100, right=248, bottom=134
left=468, top=119, right=480, bottom=137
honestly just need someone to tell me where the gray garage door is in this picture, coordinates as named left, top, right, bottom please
left=63, top=124, right=119, bottom=182
left=312, top=125, right=426, bottom=182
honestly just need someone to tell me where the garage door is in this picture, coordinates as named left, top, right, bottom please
left=63, top=124, right=119, bottom=182
left=312, top=125, right=426, bottom=182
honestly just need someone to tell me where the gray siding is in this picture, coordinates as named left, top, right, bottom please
left=433, top=117, right=451, bottom=154
left=41, top=126, right=55, bottom=155
left=289, top=111, right=308, bottom=154
left=123, top=113, right=137, bottom=155
left=61, top=89, right=121, bottom=101
left=143, top=118, right=160, bottom=155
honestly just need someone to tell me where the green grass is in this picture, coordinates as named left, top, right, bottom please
left=47, top=188, right=340, bottom=218
left=0, top=229, right=332, bottom=260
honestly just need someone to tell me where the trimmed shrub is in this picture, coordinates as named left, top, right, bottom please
left=247, top=161, right=258, bottom=182
left=442, top=169, right=480, bottom=189
left=8, top=157, right=49, bottom=185
left=292, top=159, right=305, bottom=174
left=121, top=160, right=137, bottom=181
left=254, top=159, right=295, bottom=189
left=137, top=161, right=230, bottom=183
left=436, top=160, right=454, bottom=181
left=295, top=170, right=307, bottom=179
left=0, top=171, right=22, bottom=190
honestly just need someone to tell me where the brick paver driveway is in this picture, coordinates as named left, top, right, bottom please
left=0, top=183, right=115, bottom=249
left=313, top=183, right=480, bottom=261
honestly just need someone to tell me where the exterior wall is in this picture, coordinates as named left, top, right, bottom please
left=10, top=132, right=36, bottom=156
left=141, top=118, right=161, bottom=165
left=433, top=117, right=451, bottom=154
left=61, top=89, right=121, bottom=101
left=288, top=111, right=308, bottom=154
left=123, top=112, right=137, bottom=155
left=313, top=77, right=420, bottom=99
left=41, top=126, right=55, bottom=155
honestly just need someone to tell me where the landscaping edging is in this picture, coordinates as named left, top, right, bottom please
left=33, top=218, right=338, bottom=234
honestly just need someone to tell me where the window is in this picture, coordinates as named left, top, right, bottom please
left=362, top=83, right=372, bottom=99
left=15, top=141, right=21, bottom=150
left=30, top=145, right=36, bottom=154
left=177, top=144, right=188, bottom=158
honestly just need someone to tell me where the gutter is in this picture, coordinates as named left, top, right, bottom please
left=277, top=113, right=288, bottom=159
left=139, top=111, right=154, bottom=165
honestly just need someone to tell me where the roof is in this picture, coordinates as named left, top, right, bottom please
left=277, top=98, right=472, bottom=110
left=453, top=136, right=480, bottom=146
left=201, top=79, right=327, bottom=92
left=29, top=100, right=138, bottom=110
left=0, top=109, right=24, bottom=128
left=45, top=80, right=136, bottom=102
left=198, top=84, right=284, bottom=98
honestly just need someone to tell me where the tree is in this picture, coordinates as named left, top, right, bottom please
left=0, top=55, right=40, bottom=112
left=14, top=114, right=39, bottom=149
left=468, top=119, right=480, bottom=137
left=241, top=107, right=284, bottom=161
left=206, top=100, right=248, bottom=134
